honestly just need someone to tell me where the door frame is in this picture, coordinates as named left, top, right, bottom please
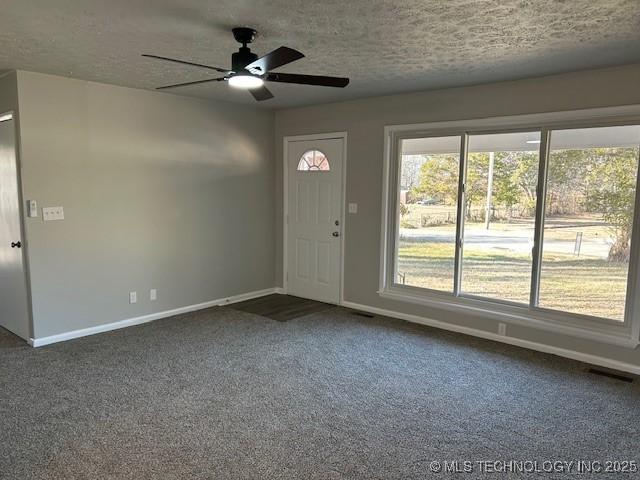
left=0, top=109, right=33, bottom=340
left=282, top=131, right=348, bottom=304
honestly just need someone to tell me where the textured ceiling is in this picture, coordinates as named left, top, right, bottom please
left=1, top=0, right=639, bottom=109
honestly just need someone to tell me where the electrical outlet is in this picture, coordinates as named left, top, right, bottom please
left=129, top=291, right=137, bottom=304
left=150, top=289, right=157, bottom=301
left=498, top=322, right=507, bottom=336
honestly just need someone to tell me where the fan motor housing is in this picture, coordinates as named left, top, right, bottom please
left=232, top=48, right=258, bottom=72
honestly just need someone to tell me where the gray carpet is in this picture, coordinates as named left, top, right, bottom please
left=1, top=303, right=639, bottom=479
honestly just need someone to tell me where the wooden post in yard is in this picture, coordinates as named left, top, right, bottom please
left=485, top=152, right=495, bottom=229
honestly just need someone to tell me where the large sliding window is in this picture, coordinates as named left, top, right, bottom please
left=385, top=115, right=640, bottom=342
left=538, top=126, right=640, bottom=321
left=397, top=136, right=460, bottom=292
left=460, top=132, right=540, bottom=304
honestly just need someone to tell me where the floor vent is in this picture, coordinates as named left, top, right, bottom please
left=588, top=368, right=633, bottom=383
left=351, top=311, right=375, bottom=318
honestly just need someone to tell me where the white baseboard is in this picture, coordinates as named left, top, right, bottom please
left=341, top=301, right=640, bottom=376
left=28, top=289, right=639, bottom=375
left=29, top=287, right=279, bottom=348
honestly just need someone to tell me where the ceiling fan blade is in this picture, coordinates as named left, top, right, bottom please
left=143, top=54, right=229, bottom=73
left=245, top=47, right=304, bottom=74
left=250, top=85, right=274, bottom=101
left=156, top=77, right=226, bottom=90
left=266, top=72, right=349, bottom=88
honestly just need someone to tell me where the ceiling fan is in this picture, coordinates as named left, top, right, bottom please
left=143, top=27, right=350, bottom=101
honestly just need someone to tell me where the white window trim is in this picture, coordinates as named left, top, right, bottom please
left=380, top=105, right=640, bottom=348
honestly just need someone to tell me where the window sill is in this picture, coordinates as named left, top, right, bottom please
left=378, top=288, right=639, bottom=348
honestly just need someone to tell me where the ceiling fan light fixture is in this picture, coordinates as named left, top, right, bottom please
left=228, top=74, right=264, bottom=89
left=145, top=27, right=349, bottom=100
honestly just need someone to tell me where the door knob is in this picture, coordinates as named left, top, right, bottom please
left=11, top=241, right=21, bottom=248
left=332, top=231, right=340, bottom=237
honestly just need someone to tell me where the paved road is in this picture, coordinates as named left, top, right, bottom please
left=400, top=227, right=612, bottom=258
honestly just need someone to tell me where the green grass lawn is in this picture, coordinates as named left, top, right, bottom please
left=397, top=242, right=628, bottom=321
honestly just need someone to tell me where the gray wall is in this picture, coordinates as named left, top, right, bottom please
left=274, top=63, right=640, bottom=367
left=0, top=72, right=19, bottom=113
left=16, top=71, right=276, bottom=338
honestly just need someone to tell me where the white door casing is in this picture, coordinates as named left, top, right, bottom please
left=285, top=135, right=345, bottom=304
left=0, top=113, right=31, bottom=340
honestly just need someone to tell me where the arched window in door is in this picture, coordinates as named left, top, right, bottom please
left=297, top=150, right=330, bottom=171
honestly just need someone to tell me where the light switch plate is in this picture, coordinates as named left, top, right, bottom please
left=348, top=203, right=358, bottom=214
left=129, top=291, right=137, bottom=304
left=150, top=289, right=157, bottom=301
left=28, top=200, right=38, bottom=218
left=43, top=206, right=64, bottom=221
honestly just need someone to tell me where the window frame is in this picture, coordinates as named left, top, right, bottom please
left=391, top=133, right=464, bottom=294
left=380, top=107, right=640, bottom=347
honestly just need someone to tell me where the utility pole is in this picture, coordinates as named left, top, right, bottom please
left=485, top=152, right=494, bottom=230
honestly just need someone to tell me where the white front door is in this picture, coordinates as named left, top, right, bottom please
left=0, top=114, right=31, bottom=340
left=286, top=136, right=344, bottom=304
